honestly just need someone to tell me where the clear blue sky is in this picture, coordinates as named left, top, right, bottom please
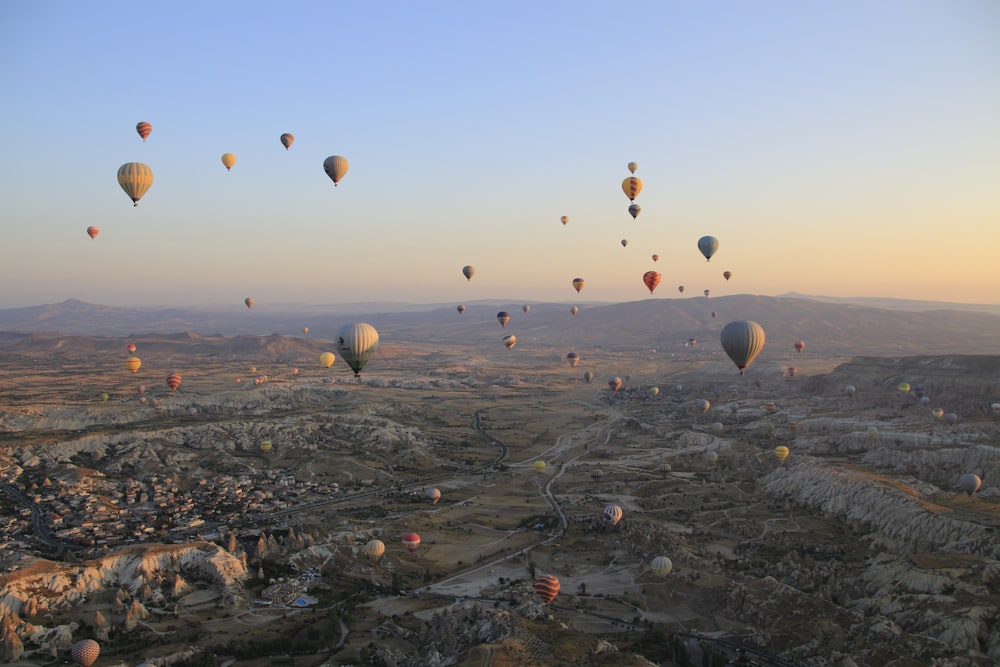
left=2, top=1, right=998, bottom=308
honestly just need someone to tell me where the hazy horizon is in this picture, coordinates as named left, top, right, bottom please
left=2, top=2, right=998, bottom=309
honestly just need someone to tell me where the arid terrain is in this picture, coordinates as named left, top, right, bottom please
left=0, top=297, right=999, bottom=667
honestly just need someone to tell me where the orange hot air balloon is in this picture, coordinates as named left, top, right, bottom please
left=86, top=226, right=99, bottom=239
left=401, top=532, right=421, bottom=553
left=280, top=133, right=294, bottom=150
left=221, top=153, right=237, bottom=170
left=534, top=575, right=560, bottom=604
left=72, top=639, right=100, bottom=667
left=126, top=356, right=142, bottom=373
left=572, top=278, right=585, bottom=293
left=245, top=297, right=254, bottom=309
left=794, top=340, right=806, bottom=353
left=621, top=176, right=642, bottom=202
left=165, top=372, right=181, bottom=391
left=642, top=270, right=661, bottom=294
left=136, top=121, right=152, bottom=141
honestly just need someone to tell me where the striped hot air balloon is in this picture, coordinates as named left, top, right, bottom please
left=642, top=271, right=661, bottom=294
left=651, top=556, right=673, bottom=577
left=621, top=176, right=642, bottom=202
left=165, top=373, right=181, bottom=391
left=603, top=504, right=623, bottom=526
left=572, top=278, right=585, bottom=293
left=534, top=575, right=560, bottom=604
left=136, top=121, right=152, bottom=141
left=125, top=356, right=141, bottom=373
left=363, top=539, right=385, bottom=563
left=117, top=162, right=154, bottom=206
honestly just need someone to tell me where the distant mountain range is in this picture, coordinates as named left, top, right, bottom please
left=778, top=292, right=1000, bottom=316
left=1, top=295, right=998, bottom=357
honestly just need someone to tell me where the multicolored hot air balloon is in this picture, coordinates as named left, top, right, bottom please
left=566, top=352, right=580, bottom=367
left=642, top=271, right=661, bottom=294
left=462, top=265, right=475, bottom=281
left=457, top=304, right=466, bottom=315
left=86, top=226, right=99, bottom=239
left=534, top=575, right=560, bottom=604
left=320, top=352, right=336, bottom=368
left=244, top=297, right=254, bottom=309
left=497, top=311, right=510, bottom=327
left=426, top=487, right=441, bottom=504
left=363, top=539, right=385, bottom=563
left=603, top=504, right=623, bottom=526
left=280, top=133, right=294, bottom=150
left=166, top=373, right=181, bottom=391
left=572, top=278, right=585, bottom=293
left=126, top=356, right=141, bottom=373
left=72, top=639, right=101, bottom=667
left=402, top=532, right=421, bottom=553
left=697, top=236, right=719, bottom=261
left=336, top=323, right=380, bottom=378
left=720, top=320, right=766, bottom=375
left=117, top=162, right=154, bottom=206
left=503, top=334, right=517, bottom=350
left=136, top=121, right=152, bottom=141
left=608, top=376, right=622, bottom=392
left=622, top=176, right=642, bottom=202
left=650, top=556, right=672, bottom=577
left=221, top=153, right=237, bottom=170
left=323, top=155, right=349, bottom=185
left=774, top=445, right=790, bottom=461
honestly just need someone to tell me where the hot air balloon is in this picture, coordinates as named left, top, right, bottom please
left=944, top=412, right=958, bottom=425
left=320, top=352, right=336, bottom=368
left=914, top=386, right=925, bottom=399
left=165, top=373, right=181, bottom=391
left=957, top=473, right=982, bottom=496
left=787, top=367, right=797, bottom=377
left=583, top=371, right=594, bottom=383
left=704, top=289, right=711, bottom=298
left=117, top=162, right=154, bottom=206
left=100, top=393, right=109, bottom=402
left=627, top=161, right=638, bottom=174
left=534, top=460, right=546, bottom=473
left=280, top=133, right=294, bottom=150
left=572, top=278, right=585, bottom=293
left=402, top=532, right=421, bottom=553
left=127, top=343, right=136, bottom=354
left=323, top=155, right=349, bottom=185
left=932, top=408, right=945, bottom=419
left=603, top=504, right=623, bottom=526
left=898, top=382, right=911, bottom=395
left=642, top=271, right=661, bottom=294
left=72, top=639, right=101, bottom=667
left=260, top=440, right=273, bottom=453
left=245, top=297, right=254, bottom=309
left=658, top=462, right=672, bottom=475
left=651, top=556, right=673, bottom=577
left=457, top=304, right=466, bottom=314
left=720, top=320, right=766, bottom=375
left=704, top=451, right=719, bottom=464
left=86, top=226, right=99, bottom=239
left=426, top=487, right=441, bottom=504
left=503, top=334, right=517, bottom=350
left=622, top=176, right=642, bottom=202
left=126, top=356, right=141, bottom=373
left=845, top=384, right=856, bottom=397
left=693, top=399, right=711, bottom=415
left=221, top=153, right=237, bottom=170
left=591, top=468, right=604, bottom=481
left=678, top=285, right=685, bottom=293
left=774, top=445, right=790, bottom=461
left=723, top=271, right=732, bottom=281
left=649, top=386, right=660, bottom=397
left=497, top=311, right=510, bottom=327
left=292, top=368, right=299, bottom=375
left=711, top=311, right=717, bottom=318
left=363, top=539, right=385, bottom=563
left=628, top=204, right=641, bottom=219
left=794, top=341, right=806, bottom=353
left=566, top=352, right=580, bottom=367
left=651, top=254, right=659, bottom=262
left=992, top=402, right=1000, bottom=415
left=560, top=215, right=569, bottom=225
left=534, top=575, right=559, bottom=604
left=608, top=376, right=622, bottom=392
left=303, top=327, right=309, bottom=335
left=136, top=121, right=152, bottom=141
left=621, top=239, right=628, bottom=248
left=697, top=236, right=719, bottom=261
left=522, top=304, right=531, bottom=313
left=462, top=265, right=475, bottom=281
left=335, top=322, right=380, bottom=378
left=763, top=401, right=777, bottom=413
left=570, top=306, right=579, bottom=315
left=136, top=384, right=145, bottom=395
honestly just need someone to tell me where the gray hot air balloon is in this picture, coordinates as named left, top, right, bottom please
left=957, top=473, right=982, bottom=496
left=720, top=320, right=766, bottom=375
left=697, top=235, right=719, bottom=261
left=335, top=322, right=380, bottom=378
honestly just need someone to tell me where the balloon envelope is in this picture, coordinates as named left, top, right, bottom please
left=126, top=356, right=141, bottom=373
left=402, top=532, right=421, bottom=552
left=136, top=121, right=152, bottom=141
left=72, top=639, right=100, bottom=667
left=165, top=373, right=181, bottom=391
left=774, top=445, right=790, bottom=461
left=603, top=504, right=623, bottom=526
left=651, top=555, right=673, bottom=577
left=583, top=371, right=594, bottom=383
left=280, top=132, right=294, bottom=149
left=642, top=271, right=661, bottom=294
left=560, top=215, right=569, bottom=225
left=245, top=297, right=254, bottom=309
left=117, top=162, right=154, bottom=206
left=426, top=487, right=441, bottom=504
left=608, top=376, right=622, bottom=392
left=723, top=270, right=732, bottom=280
left=497, top=311, right=510, bottom=327
left=86, top=226, right=99, bottom=239
left=628, top=204, right=641, bottom=219
left=794, top=341, right=806, bottom=353
left=697, top=236, right=719, bottom=261
left=503, top=334, right=517, bottom=349
left=566, top=352, right=580, bottom=367
left=957, top=473, right=982, bottom=496
left=363, top=539, right=385, bottom=563
left=335, top=323, right=380, bottom=377
left=534, top=460, right=546, bottom=473
left=221, top=153, right=236, bottom=170
left=457, top=304, right=466, bottom=314
left=320, top=352, right=336, bottom=368
left=720, top=320, right=766, bottom=375
left=572, top=278, right=585, bottom=293
left=621, top=176, right=642, bottom=201
left=534, top=575, right=560, bottom=604
left=323, top=155, right=349, bottom=185
left=570, top=306, right=579, bottom=315
left=462, top=265, right=475, bottom=281
left=627, top=161, right=638, bottom=174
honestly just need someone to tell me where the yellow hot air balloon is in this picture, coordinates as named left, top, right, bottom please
left=320, top=352, right=336, bottom=368
left=774, top=445, right=790, bottom=461
left=117, top=162, right=154, bottom=206
left=302, top=326, right=309, bottom=334
left=280, top=133, right=294, bottom=150
left=260, top=440, right=273, bottom=452
left=323, top=155, right=349, bottom=185
left=572, top=278, right=585, bottom=293
left=221, top=153, right=237, bottom=170
left=621, top=176, right=642, bottom=202
left=125, top=356, right=141, bottom=373
left=534, top=460, right=546, bottom=473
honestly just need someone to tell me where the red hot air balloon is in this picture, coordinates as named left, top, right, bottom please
left=642, top=271, right=661, bottom=294
left=127, top=343, right=136, bottom=354
left=794, top=341, right=806, bottom=353
left=534, top=575, right=560, bottom=604
left=136, top=121, right=152, bottom=141
left=166, top=373, right=182, bottom=391
left=401, top=532, right=421, bottom=553
left=86, top=226, right=99, bottom=239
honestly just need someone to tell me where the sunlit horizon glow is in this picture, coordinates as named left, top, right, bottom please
left=1, top=2, right=998, bottom=309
